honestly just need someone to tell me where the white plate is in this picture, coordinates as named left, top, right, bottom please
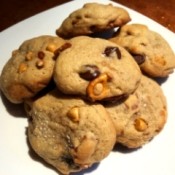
left=0, top=0, right=175, bottom=175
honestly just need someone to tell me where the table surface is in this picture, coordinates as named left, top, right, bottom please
left=1, top=0, right=175, bottom=33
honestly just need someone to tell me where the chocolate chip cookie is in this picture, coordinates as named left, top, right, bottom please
left=106, top=75, right=167, bottom=148
left=56, top=2, right=131, bottom=39
left=54, top=36, right=141, bottom=102
left=0, top=35, right=65, bottom=103
left=26, top=89, right=116, bottom=175
left=110, top=23, right=175, bottom=77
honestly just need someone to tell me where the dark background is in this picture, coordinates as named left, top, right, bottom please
left=1, top=0, right=175, bottom=32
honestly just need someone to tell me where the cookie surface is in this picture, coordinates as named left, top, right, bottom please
left=110, top=24, right=175, bottom=77
left=56, top=2, right=131, bottom=38
left=26, top=89, right=116, bottom=175
left=106, top=75, right=167, bottom=148
left=0, top=35, right=65, bottom=103
left=54, top=36, right=141, bottom=102
left=110, top=23, right=175, bottom=77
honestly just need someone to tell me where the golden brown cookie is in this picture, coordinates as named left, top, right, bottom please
left=110, top=23, right=175, bottom=77
left=0, top=35, right=65, bottom=103
left=106, top=75, right=167, bottom=148
left=25, top=89, right=116, bottom=175
left=54, top=36, right=141, bottom=103
left=56, top=2, right=131, bottom=39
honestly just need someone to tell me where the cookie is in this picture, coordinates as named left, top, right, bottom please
left=54, top=36, right=141, bottom=102
left=106, top=75, right=167, bottom=148
left=56, top=2, right=131, bottom=39
left=109, top=23, right=175, bottom=77
left=26, top=89, right=116, bottom=175
left=0, top=35, right=65, bottom=103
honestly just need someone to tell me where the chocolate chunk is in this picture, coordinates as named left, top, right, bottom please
left=79, top=65, right=101, bottom=81
left=131, top=54, right=145, bottom=65
left=102, top=94, right=128, bottom=105
left=38, top=51, right=45, bottom=59
left=103, top=46, right=121, bottom=59
left=60, top=154, right=80, bottom=169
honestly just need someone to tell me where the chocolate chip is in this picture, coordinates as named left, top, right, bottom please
left=103, top=46, right=121, bottom=59
left=38, top=51, right=45, bottom=59
left=131, top=54, right=145, bottom=65
left=60, top=154, right=80, bottom=169
left=79, top=65, right=101, bottom=81
left=101, top=94, right=128, bottom=105
left=60, top=154, right=74, bottom=165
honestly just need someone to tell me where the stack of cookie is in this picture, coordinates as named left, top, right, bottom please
left=0, top=2, right=175, bottom=175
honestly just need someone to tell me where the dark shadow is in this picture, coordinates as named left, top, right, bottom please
left=90, top=28, right=116, bottom=39
left=113, top=143, right=142, bottom=154
left=0, top=91, right=26, bottom=118
left=141, top=72, right=169, bottom=85
left=153, top=76, right=169, bottom=85
left=0, top=79, right=56, bottom=118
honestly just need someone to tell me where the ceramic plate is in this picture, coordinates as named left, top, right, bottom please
left=0, top=0, right=175, bottom=175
